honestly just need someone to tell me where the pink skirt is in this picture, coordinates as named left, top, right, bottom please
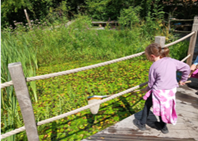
left=191, top=69, right=198, bottom=79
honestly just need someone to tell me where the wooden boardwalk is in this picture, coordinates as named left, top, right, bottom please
left=82, top=85, right=198, bottom=141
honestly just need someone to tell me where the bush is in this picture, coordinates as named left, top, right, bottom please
left=169, top=40, right=189, bottom=60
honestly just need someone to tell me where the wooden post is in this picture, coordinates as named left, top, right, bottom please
left=8, top=62, right=39, bottom=141
left=187, top=16, right=198, bottom=65
left=155, top=36, right=166, bottom=47
left=24, top=9, right=32, bottom=30
left=168, top=13, right=172, bottom=32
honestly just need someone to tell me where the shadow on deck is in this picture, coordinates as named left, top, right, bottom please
left=82, top=84, right=198, bottom=141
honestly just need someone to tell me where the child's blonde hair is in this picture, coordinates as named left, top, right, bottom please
left=145, top=43, right=169, bottom=61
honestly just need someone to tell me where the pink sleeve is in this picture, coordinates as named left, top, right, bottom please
left=143, top=90, right=152, bottom=100
left=148, top=67, right=156, bottom=90
left=173, top=59, right=190, bottom=82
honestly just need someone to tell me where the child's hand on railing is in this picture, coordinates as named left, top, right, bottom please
left=179, top=80, right=191, bottom=86
left=133, top=86, right=149, bottom=93
left=179, top=81, right=185, bottom=86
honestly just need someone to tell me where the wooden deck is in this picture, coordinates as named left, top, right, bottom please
left=82, top=85, right=198, bottom=141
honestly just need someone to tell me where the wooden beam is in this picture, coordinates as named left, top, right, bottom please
left=24, top=9, right=32, bottom=30
left=8, top=62, right=39, bottom=141
left=187, top=16, right=198, bottom=66
left=155, top=36, right=166, bottom=47
left=173, top=30, right=191, bottom=33
left=170, top=18, right=193, bottom=21
left=92, top=21, right=118, bottom=24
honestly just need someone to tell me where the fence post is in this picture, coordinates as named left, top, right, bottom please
left=8, top=62, right=39, bottom=141
left=155, top=36, right=166, bottom=47
left=187, top=16, right=198, bottom=66
left=24, top=9, right=32, bottom=30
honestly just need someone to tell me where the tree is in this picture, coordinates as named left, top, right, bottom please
left=163, top=0, right=198, bottom=19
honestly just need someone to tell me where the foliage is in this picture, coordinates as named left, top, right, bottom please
left=2, top=0, right=198, bottom=30
left=85, top=0, right=166, bottom=22
left=3, top=15, right=152, bottom=67
left=117, top=0, right=165, bottom=40
left=1, top=0, right=33, bottom=17
left=85, top=0, right=135, bottom=21
left=1, top=15, right=146, bottom=140
left=141, top=0, right=165, bottom=38
left=118, top=6, right=142, bottom=26
left=163, top=0, right=198, bottom=19
left=41, top=0, right=69, bottom=26
left=169, top=40, right=189, bottom=60
left=1, top=15, right=190, bottom=140
left=2, top=59, right=150, bottom=140
left=1, top=0, right=70, bottom=28
left=1, top=27, right=38, bottom=141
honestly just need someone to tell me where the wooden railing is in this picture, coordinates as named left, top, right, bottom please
left=168, top=17, right=194, bottom=33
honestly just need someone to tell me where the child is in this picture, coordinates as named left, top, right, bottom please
left=133, top=43, right=190, bottom=134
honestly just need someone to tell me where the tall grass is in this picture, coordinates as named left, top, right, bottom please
left=7, top=16, right=154, bottom=67
left=1, top=30, right=38, bottom=141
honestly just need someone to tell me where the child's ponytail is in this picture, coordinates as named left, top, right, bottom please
left=160, top=47, right=169, bottom=58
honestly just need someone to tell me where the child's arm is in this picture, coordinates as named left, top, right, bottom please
left=133, top=86, right=149, bottom=93
left=141, top=86, right=150, bottom=92
left=179, top=81, right=186, bottom=86
left=147, top=67, right=156, bottom=90
left=174, top=59, right=190, bottom=83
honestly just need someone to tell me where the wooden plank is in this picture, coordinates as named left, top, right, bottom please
left=172, top=30, right=191, bottom=33
left=170, top=18, right=193, bottom=21
left=175, top=25, right=192, bottom=27
left=92, top=21, right=118, bottom=24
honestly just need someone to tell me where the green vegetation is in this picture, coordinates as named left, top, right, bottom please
left=1, top=12, right=190, bottom=141
left=32, top=59, right=150, bottom=140
left=2, top=0, right=198, bottom=29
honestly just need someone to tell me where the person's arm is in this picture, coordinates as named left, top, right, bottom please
left=147, top=67, right=156, bottom=90
left=193, top=56, right=198, bottom=65
left=136, top=86, right=149, bottom=93
left=191, top=64, right=197, bottom=71
left=191, top=56, right=198, bottom=71
left=174, top=59, right=190, bottom=83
